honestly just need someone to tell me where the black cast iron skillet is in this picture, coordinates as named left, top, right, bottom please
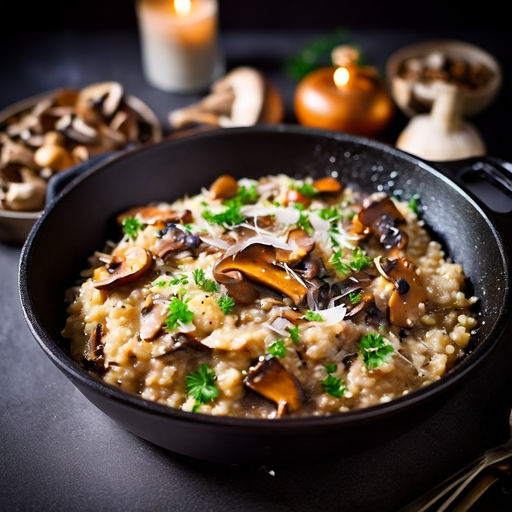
left=19, top=127, right=512, bottom=474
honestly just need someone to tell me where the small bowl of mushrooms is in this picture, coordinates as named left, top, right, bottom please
left=0, top=82, right=162, bottom=244
left=386, top=40, right=502, bottom=117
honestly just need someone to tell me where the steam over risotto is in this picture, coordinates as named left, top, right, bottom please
left=63, top=174, right=477, bottom=418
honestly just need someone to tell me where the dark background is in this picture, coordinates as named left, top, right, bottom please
left=2, top=0, right=512, bottom=30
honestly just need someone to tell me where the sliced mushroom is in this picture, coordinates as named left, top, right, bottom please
left=313, top=176, right=343, bottom=194
left=150, top=223, right=199, bottom=259
left=0, top=135, right=36, bottom=169
left=117, top=206, right=193, bottom=226
left=209, top=174, right=238, bottom=200
left=2, top=169, right=46, bottom=211
left=55, top=114, right=99, bottom=144
left=275, top=228, right=315, bottom=265
left=155, top=332, right=210, bottom=357
left=140, top=295, right=168, bottom=341
left=245, top=357, right=304, bottom=417
left=34, top=143, right=73, bottom=171
left=214, top=244, right=308, bottom=305
left=353, top=196, right=408, bottom=250
left=169, top=67, right=284, bottom=129
left=93, top=246, right=153, bottom=290
left=380, top=257, right=426, bottom=327
left=345, top=291, right=375, bottom=318
left=77, top=82, right=124, bottom=119
left=84, top=322, right=105, bottom=369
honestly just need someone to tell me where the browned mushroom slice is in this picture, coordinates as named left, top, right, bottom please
left=275, top=228, right=315, bottom=265
left=117, top=206, right=193, bottom=225
left=313, top=176, right=343, bottom=194
left=154, top=333, right=211, bottom=357
left=352, top=196, right=408, bottom=250
left=77, top=81, right=124, bottom=119
left=140, top=296, right=168, bottom=341
left=214, top=268, right=259, bottom=305
left=93, top=246, right=153, bottom=290
left=245, top=357, right=304, bottom=416
left=345, top=291, right=375, bottom=318
left=84, top=322, right=105, bottom=369
left=209, top=174, right=239, bottom=200
left=381, top=257, right=426, bottom=327
left=214, top=244, right=308, bottom=305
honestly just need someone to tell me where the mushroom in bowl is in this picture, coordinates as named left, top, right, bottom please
left=0, top=82, right=161, bottom=243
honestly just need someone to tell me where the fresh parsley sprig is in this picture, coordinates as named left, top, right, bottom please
left=185, top=364, right=220, bottom=412
left=165, top=296, right=194, bottom=330
left=218, top=295, right=235, bottom=314
left=408, top=194, right=421, bottom=216
left=321, top=365, right=347, bottom=398
left=268, top=339, right=287, bottom=358
left=287, top=325, right=300, bottom=345
left=305, top=310, right=323, bottom=322
left=331, top=246, right=371, bottom=276
left=202, top=205, right=245, bottom=227
left=291, top=182, right=318, bottom=198
left=122, top=217, right=144, bottom=240
left=357, top=333, right=394, bottom=369
left=192, top=268, right=219, bottom=293
left=349, top=291, right=362, bottom=304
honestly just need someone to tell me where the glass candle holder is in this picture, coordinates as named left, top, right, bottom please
left=136, top=0, right=224, bottom=93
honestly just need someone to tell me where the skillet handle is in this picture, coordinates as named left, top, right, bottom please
left=45, top=152, right=119, bottom=206
left=433, top=155, right=512, bottom=251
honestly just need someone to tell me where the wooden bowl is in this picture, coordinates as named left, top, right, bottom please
left=386, top=40, right=502, bottom=117
left=0, top=86, right=162, bottom=244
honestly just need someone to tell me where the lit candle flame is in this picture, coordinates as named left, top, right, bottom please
left=334, top=66, right=350, bottom=88
left=173, top=0, right=191, bottom=16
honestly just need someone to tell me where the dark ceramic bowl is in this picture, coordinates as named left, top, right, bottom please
left=19, top=126, right=512, bottom=468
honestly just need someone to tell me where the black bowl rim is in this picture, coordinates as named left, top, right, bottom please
left=19, top=125, right=511, bottom=431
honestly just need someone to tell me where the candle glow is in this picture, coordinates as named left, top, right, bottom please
left=173, top=0, right=191, bottom=16
left=333, top=66, right=350, bottom=88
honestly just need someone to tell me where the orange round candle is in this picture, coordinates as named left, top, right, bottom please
left=294, top=65, right=394, bottom=136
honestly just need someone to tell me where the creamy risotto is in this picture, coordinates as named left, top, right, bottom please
left=63, top=173, right=477, bottom=418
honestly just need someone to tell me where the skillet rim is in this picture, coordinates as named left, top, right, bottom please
left=18, top=125, right=511, bottom=430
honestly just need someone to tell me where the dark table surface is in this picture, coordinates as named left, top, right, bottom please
left=1, top=29, right=511, bottom=511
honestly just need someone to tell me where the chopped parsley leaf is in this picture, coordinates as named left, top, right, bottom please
left=183, top=223, right=193, bottom=232
left=318, top=206, right=342, bottom=221
left=325, top=363, right=337, bottom=374
left=331, top=250, right=352, bottom=275
left=268, top=339, right=287, bottom=358
left=346, top=211, right=356, bottom=220
left=378, top=324, right=387, bottom=333
left=185, top=364, right=219, bottom=412
left=164, top=296, right=194, bottom=330
left=192, top=268, right=219, bottom=293
left=350, top=247, right=371, bottom=271
left=331, top=247, right=371, bottom=275
left=357, top=333, right=395, bottom=369
left=153, top=280, right=168, bottom=287
left=292, top=182, right=318, bottom=198
left=218, top=295, right=235, bottom=314
left=305, top=310, right=323, bottom=321
left=170, top=274, right=189, bottom=286
left=293, top=202, right=305, bottom=211
left=287, top=325, right=300, bottom=345
left=297, top=213, right=313, bottom=234
left=122, top=217, right=143, bottom=240
left=321, top=374, right=347, bottom=398
left=224, top=185, right=259, bottom=208
left=202, top=205, right=245, bottom=227
left=408, top=194, right=421, bottom=215
left=349, top=291, right=362, bottom=304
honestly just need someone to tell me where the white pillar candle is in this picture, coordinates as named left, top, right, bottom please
left=136, top=0, right=223, bottom=93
